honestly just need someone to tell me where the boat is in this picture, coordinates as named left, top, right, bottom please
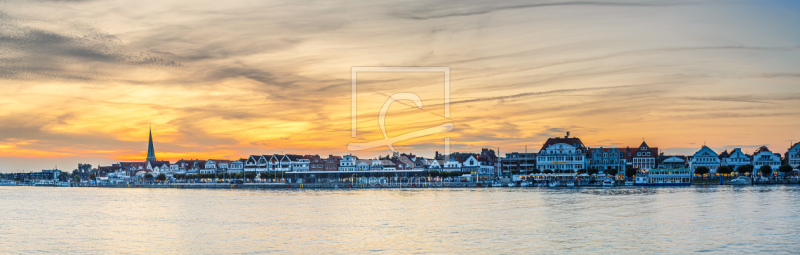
left=0, top=181, right=17, bottom=186
left=507, top=182, right=515, bottom=187
left=624, top=180, right=634, bottom=186
left=492, top=181, right=503, bottom=187
left=548, top=181, right=560, bottom=187
left=634, top=168, right=692, bottom=186
left=520, top=181, right=531, bottom=187
left=566, top=180, right=575, bottom=187
left=727, top=176, right=750, bottom=185
left=602, top=178, right=615, bottom=186
left=33, top=180, right=55, bottom=186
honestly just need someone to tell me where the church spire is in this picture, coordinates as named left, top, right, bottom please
left=146, top=125, right=156, bottom=161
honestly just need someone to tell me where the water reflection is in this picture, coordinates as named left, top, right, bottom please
left=1, top=186, right=798, bottom=254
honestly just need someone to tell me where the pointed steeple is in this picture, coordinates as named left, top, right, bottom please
left=146, top=125, right=156, bottom=162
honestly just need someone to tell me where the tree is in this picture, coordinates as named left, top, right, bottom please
left=144, top=173, right=154, bottom=180
left=625, top=167, right=637, bottom=178
left=530, top=169, right=542, bottom=174
left=577, top=169, right=587, bottom=175
left=606, top=168, right=619, bottom=177
left=694, top=166, right=710, bottom=177
left=543, top=169, right=554, bottom=174
left=156, top=173, right=167, bottom=181
left=760, top=165, right=773, bottom=178
left=73, top=175, right=81, bottom=183
left=88, top=173, right=97, bottom=180
left=778, top=164, right=793, bottom=177
left=737, top=164, right=753, bottom=176
left=717, top=166, right=733, bottom=176
left=587, top=168, right=599, bottom=176
left=58, top=172, right=70, bottom=182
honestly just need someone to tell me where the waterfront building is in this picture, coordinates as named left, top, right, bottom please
left=229, top=159, right=245, bottom=174
left=536, top=132, right=587, bottom=173
left=323, top=155, right=341, bottom=171
left=721, top=148, right=751, bottom=170
left=425, top=159, right=443, bottom=170
left=658, top=155, right=687, bottom=169
left=290, top=155, right=310, bottom=172
left=412, top=157, right=427, bottom=171
left=786, top=142, right=800, bottom=169
left=622, top=141, right=659, bottom=170
left=268, top=154, right=292, bottom=172
left=586, top=147, right=625, bottom=174
left=501, top=152, right=536, bottom=175
left=176, top=159, right=206, bottom=174
left=690, top=146, right=720, bottom=173
left=147, top=160, right=171, bottom=176
left=339, top=155, right=357, bottom=171
left=380, top=160, right=396, bottom=171
left=395, top=155, right=415, bottom=171
left=307, top=155, right=324, bottom=171
left=244, top=155, right=264, bottom=173
left=356, top=159, right=371, bottom=171
left=752, top=146, right=782, bottom=176
left=370, top=159, right=384, bottom=170
left=458, top=154, right=480, bottom=173
left=443, top=156, right=462, bottom=172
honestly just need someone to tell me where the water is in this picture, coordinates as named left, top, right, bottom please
left=1, top=186, right=799, bottom=254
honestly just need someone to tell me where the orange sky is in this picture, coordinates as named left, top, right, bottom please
left=1, top=0, right=800, bottom=171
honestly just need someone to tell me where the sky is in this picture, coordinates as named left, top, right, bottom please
left=1, top=0, right=799, bottom=172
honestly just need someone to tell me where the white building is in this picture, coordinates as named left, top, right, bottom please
left=339, top=155, right=357, bottom=171
left=690, top=146, right=720, bottom=173
left=229, top=160, right=244, bottom=174
left=287, top=155, right=309, bottom=172
left=536, top=133, right=587, bottom=173
left=786, top=142, right=800, bottom=169
left=356, top=159, right=371, bottom=171
left=752, top=146, right=782, bottom=176
left=721, top=148, right=751, bottom=171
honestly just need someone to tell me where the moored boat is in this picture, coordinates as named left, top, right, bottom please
left=727, top=176, right=751, bottom=185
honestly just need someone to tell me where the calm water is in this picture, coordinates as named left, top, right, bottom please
left=1, top=186, right=799, bottom=254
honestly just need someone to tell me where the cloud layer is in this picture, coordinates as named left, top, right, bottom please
left=1, top=0, right=799, bottom=171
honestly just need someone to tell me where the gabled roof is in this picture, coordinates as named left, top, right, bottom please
left=540, top=137, right=586, bottom=151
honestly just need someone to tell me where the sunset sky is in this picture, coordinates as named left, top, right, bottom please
left=1, top=0, right=799, bottom=171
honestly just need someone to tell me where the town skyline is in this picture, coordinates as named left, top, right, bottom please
left=2, top=0, right=800, bottom=171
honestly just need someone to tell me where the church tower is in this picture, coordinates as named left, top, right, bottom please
left=146, top=126, right=156, bottom=162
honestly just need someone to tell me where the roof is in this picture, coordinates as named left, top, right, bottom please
left=540, top=137, right=586, bottom=151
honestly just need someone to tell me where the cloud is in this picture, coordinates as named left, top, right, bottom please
left=0, top=12, right=181, bottom=82
left=395, top=1, right=682, bottom=20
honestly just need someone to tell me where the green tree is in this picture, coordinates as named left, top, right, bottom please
left=73, top=175, right=81, bottom=183
left=625, top=167, right=637, bottom=178
left=543, top=169, right=554, bottom=174
left=530, top=169, right=542, bottom=174
left=428, top=170, right=440, bottom=178
left=778, top=164, right=793, bottom=177
left=694, top=166, right=710, bottom=177
left=760, top=165, right=773, bottom=177
left=717, top=166, right=733, bottom=176
left=58, top=172, right=70, bottom=182
left=737, top=164, right=753, bottom=176
left=156, top=173, right=167, bottom=181
left=606, top=168, right=619, bottom=177
left=144, top=173, right=154, bottom=180
left=587, top=168, right=599, bottom=176
left=88, top=173, right=96, bottom=180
